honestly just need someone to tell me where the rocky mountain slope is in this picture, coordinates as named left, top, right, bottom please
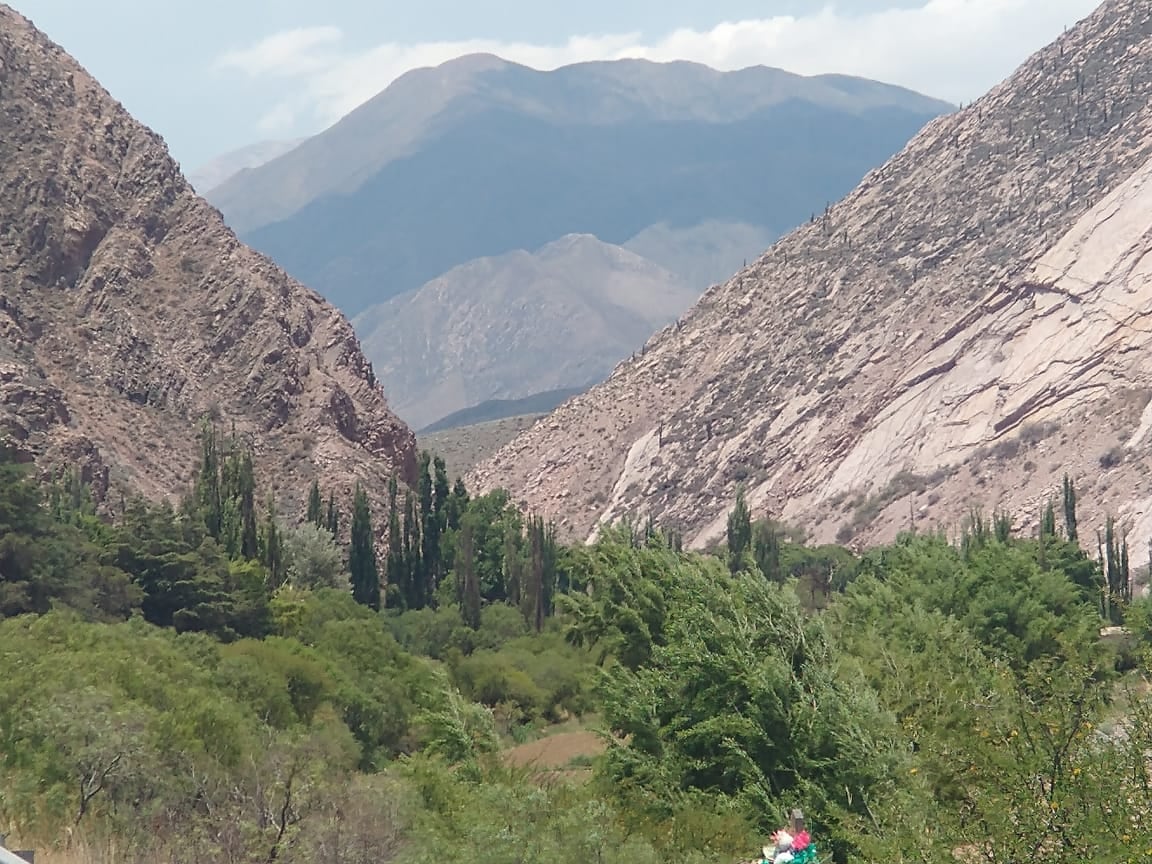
left=206, top=55, right=952, bottom=314
left=470, top=0, right=1152, bottom=555
left=0, top=5, right=416, bottom=521
left=354, top=234, right=699, bottom=429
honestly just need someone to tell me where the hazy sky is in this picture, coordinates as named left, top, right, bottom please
left=13, top=0, right=1101, bottom=170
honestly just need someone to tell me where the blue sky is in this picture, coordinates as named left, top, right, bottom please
left=13, top=0, right=1101, bottom=170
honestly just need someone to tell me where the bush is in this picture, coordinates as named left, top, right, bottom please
left=452, top=650, right=546, bottom=717
left=1099, top=445, right=1126, bottom=469
left=281, top=522, right=347, bottom=590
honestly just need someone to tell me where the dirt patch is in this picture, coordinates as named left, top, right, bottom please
left=502, top=730, right=606, bottom=770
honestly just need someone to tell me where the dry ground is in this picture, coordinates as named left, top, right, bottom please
left=502, top=730, right=606, bottom=770
left=419, top=414, right=542, bottom=479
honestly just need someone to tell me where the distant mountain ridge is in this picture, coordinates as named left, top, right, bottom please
left=188, top=137, right=306, bottom=194
left=419, top=389, right=582, bottom=435
left=206, top=55, right=953, bottom=316
left=354, top=234, right=699, bottom=430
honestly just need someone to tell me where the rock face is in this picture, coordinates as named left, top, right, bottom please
left=354, top=234, right=700, bottom=430
left=470, top=0, right=1152, bottom=556
left=0, top=5, right=417, bottom=520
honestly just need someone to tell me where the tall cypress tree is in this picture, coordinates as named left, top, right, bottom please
left=504, top=521, right=522, bottom=608
left=385, top=474, right=406, bottom=607
left=1101, top=517, right=1131, bottom=625
left=525, top=515, right=554, bottom=632
left=418, top=451, right=440, bottom=606
left=1040, top=499, right=1057, bottom=538
left=726, top=487, right=752, bottom=574
left=541, top=518, right=558, bottom=619
left=402, top=489, right=423, bottom=610
left=350, top=484, right=380, bottom=611
left=459, top=516, right=481, bottom=630
left=433, top=457, right=450, bottom=527
left=447, top=477, right=469, bottom=532
left=260, top=495, right=284, bottom=590
left=753, top=521, right=782, bottom=583
left=237, top=449, right=258, bottom=559
left=306, top=480, right=323, bottom=527
left=1062, top=474, right=1079, bottom=543
left=325, top=491, right=339, bottom=537
left=197, top=418, right=222, bottom=538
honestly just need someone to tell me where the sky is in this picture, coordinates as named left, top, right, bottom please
left=12, top=0, right=1102, bottom=171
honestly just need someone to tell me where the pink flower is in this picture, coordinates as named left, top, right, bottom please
left=791, top=831, right=811, bottom=852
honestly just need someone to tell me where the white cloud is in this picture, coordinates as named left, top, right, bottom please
left=216, top=25, right=344, bottom=77
left=218, top=0, right=1101, bottom=136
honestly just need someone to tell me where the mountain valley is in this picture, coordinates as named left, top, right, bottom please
left=4, top=3, right=1152, bottom=863
left=204, top=55, right=950, bottom=428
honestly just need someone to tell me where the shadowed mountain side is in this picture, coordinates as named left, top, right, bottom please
left=246, top=101, right=947, bottom=314
left=208, top=55, right=954, bottom=237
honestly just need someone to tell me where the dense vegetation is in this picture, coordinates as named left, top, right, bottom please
left=2, top=426, right=1152, bottom=863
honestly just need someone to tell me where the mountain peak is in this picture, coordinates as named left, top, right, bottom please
left=207, top=50, right=954, bottom=236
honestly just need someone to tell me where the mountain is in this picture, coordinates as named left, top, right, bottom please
left=0, top=5, right=416, bottom=523
left=623, top=221, right=778, bottom=295
left=206, top=56, right=954, bottom=316
left=353, top=234, right=698, bottom=429
left=187, top=137, right=306, bottom=194
left=469, top=0, right=1152, bottom=554
left=419, top=389, right=582, bottom=434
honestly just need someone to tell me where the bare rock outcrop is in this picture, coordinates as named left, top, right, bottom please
left=470, top=0, right=1152, bottom=555
left=0, top=6, right=417, bottom=521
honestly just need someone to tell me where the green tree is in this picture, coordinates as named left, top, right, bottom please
left=446, top=477, right=469, bottom=531
left=325, top=491, right=339, bottom=537
left=260, top=495, right=285, bottom=589
left=433, top=456, right=451, bottom=526
left=1040, top=498, right=1057, bottom=538
left=1099, top=516, right=1130, bottom=624
left=196, top=418, right=222, bottom=538
left=418, top=451, right=442, bottom=608
left=403, top=488, right=423, bottom=610
left=282, top=523, right=347, bottom=591
left=1062, top=474, right=1079, bottom=543
left=385, top=474, right=406, bottom=608
left=349, top=485, right=379, bottom=611
left=459, top=515, right=481, bottom=630
left=752, top=520, right=782, bottom=583
left=726, top=486, right=752, bottom=574
left=597, top=552, right=902, bottom=849
left=306, top=480, right=323, bottom=527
